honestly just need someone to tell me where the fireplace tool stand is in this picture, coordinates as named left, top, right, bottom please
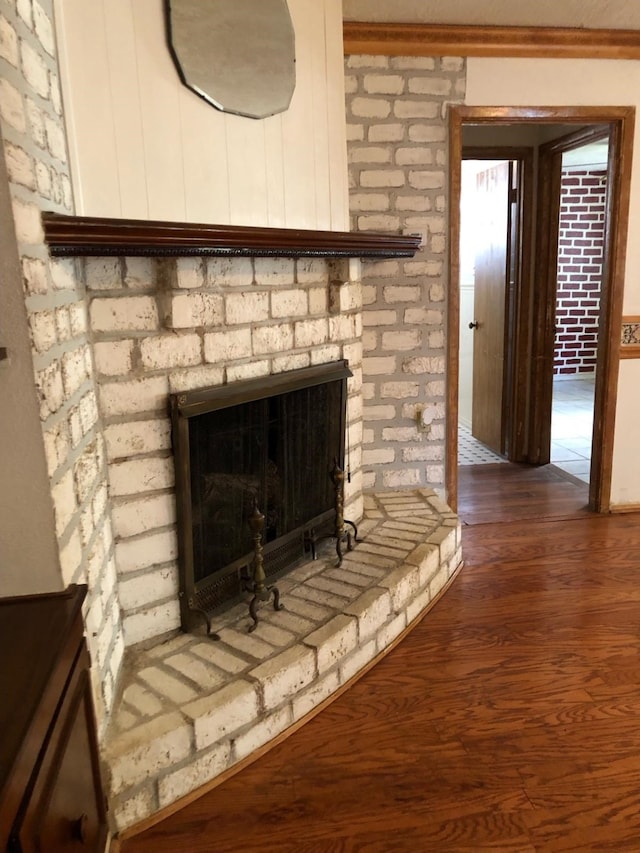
left=246, top=499, right=283, bottom=632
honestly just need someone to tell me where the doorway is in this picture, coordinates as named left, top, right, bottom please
left=448, top=107, right=633, bottom=514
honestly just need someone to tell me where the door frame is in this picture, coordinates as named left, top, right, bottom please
left=462, top=147, right=534, bottom=462
left=447, top=106, right=635, bottom=513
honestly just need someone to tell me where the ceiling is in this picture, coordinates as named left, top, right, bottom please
left=342, top=0, right=640, bottom=30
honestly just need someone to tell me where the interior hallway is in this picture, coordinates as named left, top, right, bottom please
left=459, top=375, right=595, bottom=484
left=121, top=471, right=640, bottom=853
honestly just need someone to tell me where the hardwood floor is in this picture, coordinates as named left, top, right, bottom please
left=122, top=468, right=640, bottom=853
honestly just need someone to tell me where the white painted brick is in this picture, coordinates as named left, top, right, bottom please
left=165, top=652, right=225, bottom=691
left=402, top=356, right=445, bottom=375
left=408, top=170, right=445, bottom=190
left=395, top=147, right=434, bottom=166
left=309, top=344, right=341, bottom=365
left=348, top=146, right=392, bottom=164
left=234, top=705, right=292, bottom=760
left=404, top=307, right=442, bottom=325
left=381, top=381, right=419, bottom=398
left=116, top=529, right=177, bottom=574
left=272, top=352, right=310, bottom=373
left=106, top=712, right=191, bottom=795
left=293, top=317, right=328, bottom=349
left=33, top=1, right=55, bottom=55
left=363, top=74, right=404, bottom=95
left=207, top=256, right=253, bottom=286
left=90, top=296, right=158, bottom=332
left=55, top=306, right=71, bottom=341
left=60, top=347, right=87, bottom=397
left=11, top=198, right=43, bottom=243
left=191, top=642, right=248, bottom=675
left=339, top=638, right=377, bottom=683
left=5, top=141, right=34, bottom=188
left=382, top=329, right=420, bottom=350
left=158, top=742, right=231, bottom=808
left=350, top=193, right=390, bottom=212
left=36, top=361, right=63, bottom=418
left=408, top=77, right=452, bottom=96
left=383, top=285, right=420, bottom=303
left=252, top=322, right=294, bottom=355
left=174, top=257, right=204, bottom=289
left=138, top=664, right=197, bottom=703
left=357, top=214, right=400, bottom=232
left=203, top=328, right=252, bottom=362
left=383, top=468, right=421, bottom=488
left=45, top=116, right=66, bottom=161
left=344, top=588, right=391, bottom=641
left=140, top=333, right=201, bottom=370
left=85, top=258, right=122, bottom=290
left=249, top=645, right=316, bottom=709
left=359, top=169, right=404, bottom=188
left=112, top=786, right=156, bottom=833
left=441, top=56, right=464, bottom=71
left=362, top=309, right=396, bottom=328
left=292, top=670, right=340, bottom=721
left=0, top=78, right=26, bottom=131
left=184, top=680, right=259, bottom=749
left=0, top=15, right=18, bottom=66
left=111, top=493, right=175, bottom=539
left=105, top=419, right=171, bottom=460
left=350, top=97, right=391, bottom=118
left=393, top=100, right=438, bottom=119
left=169, top=365, right=224, bottom=392
left=363, top=355, right=395, bottom=375
left=368, top=123, right=404, bottom=142
left=169, top=293, right=223, bottom=328
left=21, top=40, right=48, bottom=97
left=50, top=469, right=76, bottom=538
left=225, top=291, right=269, bottom=324
left=124, top=257, right=155, bottom=289
left=363, top=404, right=395, bottom=421
left=119, top=565, right=179, bottom=614
left=304, top=615, right=357, bottom=673
left=94, top=340, right=134, bottom=376
left=29, top=309, right=56, bottom=353
left=254, top=257, right=295, bottom=285
left=226, top=359, right=269, bottom=382
left=382, top=426, right=418, bottom=442
left=271, top=288, right=308, bottom=318
left=408, top=124, right=447, bottom=143
left=99, top=375, right=169, bottom=417
left=347, top=55, right=389, bottom=69
left=109, top=456, right=174, bottom=497
left=395, top=195, right=431, bottom=212
left=390, top=56, right=436, bottom=70
left=363, top=448, right=394, bottom=465
left=377, top=564, right=421, bottom=610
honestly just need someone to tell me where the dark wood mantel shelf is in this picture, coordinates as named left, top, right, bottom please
left=42, top=213, right=421, bottom=259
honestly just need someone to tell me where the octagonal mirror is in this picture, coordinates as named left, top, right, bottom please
left=165, top=0, right=296, bottom=120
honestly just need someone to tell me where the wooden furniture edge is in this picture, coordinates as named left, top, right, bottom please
left=113, top=558, right=464, bottom=845
left=343, top=21, right=640, bottom=59
left=619, top=346, right=640, bottom=359
left=41, top=213, right=421, bottom=259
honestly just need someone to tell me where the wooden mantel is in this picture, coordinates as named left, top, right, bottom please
left=42, top=213, right=421, bottom=259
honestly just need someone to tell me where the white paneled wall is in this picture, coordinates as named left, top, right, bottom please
left=54, top=0, right=349, bottom=230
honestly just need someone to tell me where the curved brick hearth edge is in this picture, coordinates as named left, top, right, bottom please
left=107, top=489, right=463, bottom=837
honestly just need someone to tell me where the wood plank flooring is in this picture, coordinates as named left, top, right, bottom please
left=122, top=467, right=640, bottom=853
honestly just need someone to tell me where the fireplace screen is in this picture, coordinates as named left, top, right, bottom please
left=171, top=361, right=351, bottom=633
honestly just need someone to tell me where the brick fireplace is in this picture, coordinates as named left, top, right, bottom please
left=41, top=216, right=463, bottom=834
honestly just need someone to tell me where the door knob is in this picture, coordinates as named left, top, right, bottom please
left=468, top=321, right=479, bottom=330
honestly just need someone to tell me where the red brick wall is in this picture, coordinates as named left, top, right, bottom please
left=554, top=168, right=606, bottom=376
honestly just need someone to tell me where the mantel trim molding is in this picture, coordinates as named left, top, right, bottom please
left=42, top=213, right=421, bottom=259
left=343, top=21, right=640, bottom=60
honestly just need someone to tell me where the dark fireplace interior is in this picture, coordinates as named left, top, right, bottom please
left=171, top=361, right=352, bottom=633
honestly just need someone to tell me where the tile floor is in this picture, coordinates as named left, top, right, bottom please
left=459, top=374, right=595, bottom=484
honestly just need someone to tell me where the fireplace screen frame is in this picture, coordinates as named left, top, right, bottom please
left=170, top=360, right=352, bottom=633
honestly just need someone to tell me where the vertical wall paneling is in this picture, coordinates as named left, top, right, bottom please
left=325, top=0, right=350, bottom=231
left=103, top=0, right=148, bottom=219
left=225, top=112, right=269, bottom=225
left=179, top=90, right=231, bottom=225
left=54, top=0, right=350, bottom=230
left=281, top=0, right=318, bottom=228
left=130, top=0, right=186, bottom=220
left=309, top=1, right=332, bottom=229
left=264, top=114, right=286, bottom=228
left=54, top=0, right=120, bottom=215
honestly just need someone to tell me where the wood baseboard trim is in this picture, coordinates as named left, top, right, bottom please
left=343, top=21, right=640, bottom=59
left=619, top=347, right=640, bottom=359
left=116, top=559, right=464, bottom=842
left=609, top=503, right=640, bottom=514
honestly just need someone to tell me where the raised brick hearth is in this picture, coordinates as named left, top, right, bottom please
left=104, top=489, right=462, bottom=832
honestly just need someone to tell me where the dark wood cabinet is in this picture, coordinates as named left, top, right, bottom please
left=0, top=585, right=108, bottom=853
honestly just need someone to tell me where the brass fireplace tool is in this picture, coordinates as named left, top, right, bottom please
left=330, top=459, right=358, bottom=567
left=246, top=499, right=283, bottom=632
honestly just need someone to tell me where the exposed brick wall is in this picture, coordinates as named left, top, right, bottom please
left=88, top=255, right=364, bottom=648
left=345, top=55, right=465, bottom=492
left=554, top=168, right=605, bottom=376
left=0, top=0, right=122, bottom=732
